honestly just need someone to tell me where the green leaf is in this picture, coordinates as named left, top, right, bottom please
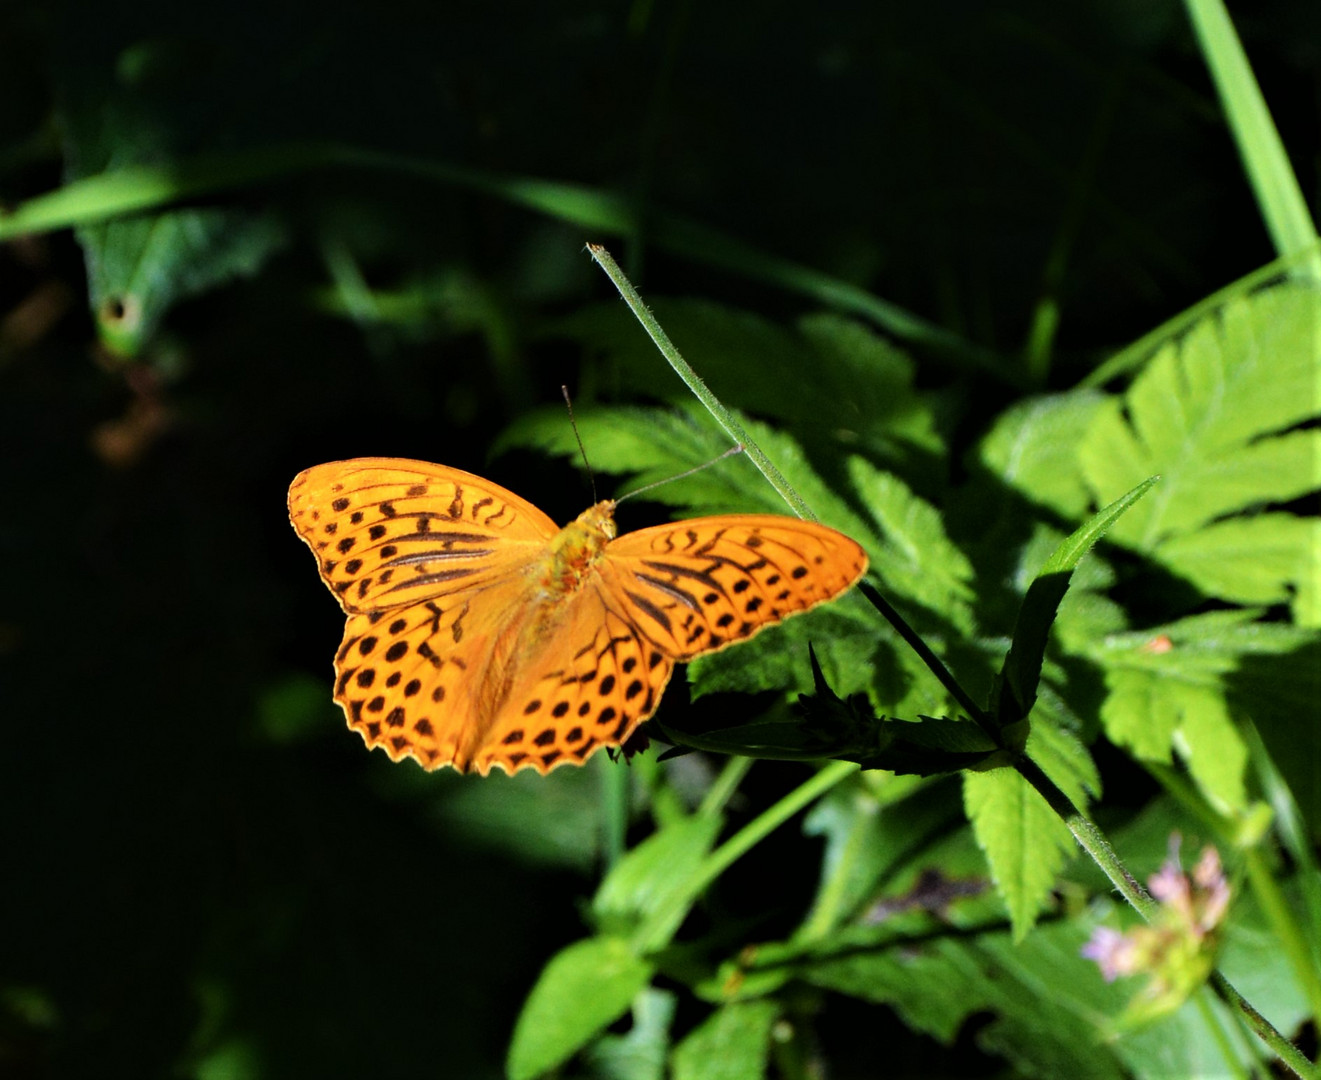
left=545, top=300, right=943, bottom=461
left=1077, top=283, right=1320, bottom=621
left=804, top=914, right=1130, bottom=1079
left=996, top=478, right=1157, bottom=728
left=592, top=814, right=722, bottom=943
left=798, top=773, right=941, bottom=939
left=1084, top=610, right=1286, bottom=812
left=584, top=988, right=676, bottom=1080
left=1156, top=513, right=1320, bottom=609
left=848, top=456, right=976, bottom=635
left=670, top=999, right=779, bottom=1080
left=963, top=768, right=1073, bottom=939
left=80, top=209, right=285, bottom=356
left=506, top=937, right=654, bottom=1080
left=978, top=391, right=1109, bottom=518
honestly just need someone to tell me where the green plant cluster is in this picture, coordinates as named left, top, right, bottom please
left=1, top=1, right=1318, bottom=1079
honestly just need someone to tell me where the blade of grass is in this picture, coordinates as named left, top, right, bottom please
left=1184, top=0, right=1321, bottom=278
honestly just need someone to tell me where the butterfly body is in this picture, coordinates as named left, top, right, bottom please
left=289, top=458, right=867, bottom=775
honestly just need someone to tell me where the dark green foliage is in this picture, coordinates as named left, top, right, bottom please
left=2, top=1, right=1318, bottom=1078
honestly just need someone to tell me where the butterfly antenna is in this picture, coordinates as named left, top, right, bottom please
left=616, top=444, right=746, bottom=504
left=561, top=385, right=597, bottom=503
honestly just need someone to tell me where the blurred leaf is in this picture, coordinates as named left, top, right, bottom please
left=963, top=767, right=1073, bottom=940
left=807, top=914, right=1129, bottom=1077
left=255, top=672, right=333, bottom=746
left=799, top=774, right=938, bottom=939
left=507, top=937, right=653, bottom=1080
left=80, top=208, right=285, bottom=356
left=669, top=999, right=778, bottom=1080
left=584, top=988, right=675, bottom=1080
left=593, top=814, right=722, bottom=942
left=427, top=765, right=604, bottom=872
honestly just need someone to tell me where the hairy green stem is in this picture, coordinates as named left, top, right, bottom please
left=857, top=582, right=992, bottom=735
left=586, top=243, right=815, bottom=521
left=1210, top=972, right=1320, bottom=1080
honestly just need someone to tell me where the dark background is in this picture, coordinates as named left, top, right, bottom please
left=2, top=1, right=1316, bottom=1076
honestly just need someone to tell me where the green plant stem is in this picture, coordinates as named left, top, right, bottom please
left=1015, top=756, right=1155, bottom=918
left=857, top=582, right=992, bottom=735
left=636, top=761, right=857, bottom=953
left=1210, top=971, right=1320, bottom=1080
left=600, top=752, right=630, bottom=871
left=586, top=243, right=816, bottom=521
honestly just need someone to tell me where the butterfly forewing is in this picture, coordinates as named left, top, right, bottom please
left=288, top=458, right=558, bottom=614
left=600, top=516, right=868, bottom=661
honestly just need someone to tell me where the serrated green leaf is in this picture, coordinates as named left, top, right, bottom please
left=963, top=768, right=1073, bottom=939
left=500, top=402, right=877, bottom=531
left=544, top=300, right=942, bottom=461
left=848, top=457, right=976, bottom=634
left=507, top=936, right=654, bottom=1080
left=1084, top=611, right=1282, bottom=812
left=1077, top=284, right=1320, bottom=618
left=979, top=391, right=1109, bottom=518
left=669, top=999, right=779, bottom=1080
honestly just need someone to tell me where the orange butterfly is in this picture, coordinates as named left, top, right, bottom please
left=288, top=458, right=868, bottom=775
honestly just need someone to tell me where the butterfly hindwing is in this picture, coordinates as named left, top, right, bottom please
left=469, top=592, right=675, bottom=776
